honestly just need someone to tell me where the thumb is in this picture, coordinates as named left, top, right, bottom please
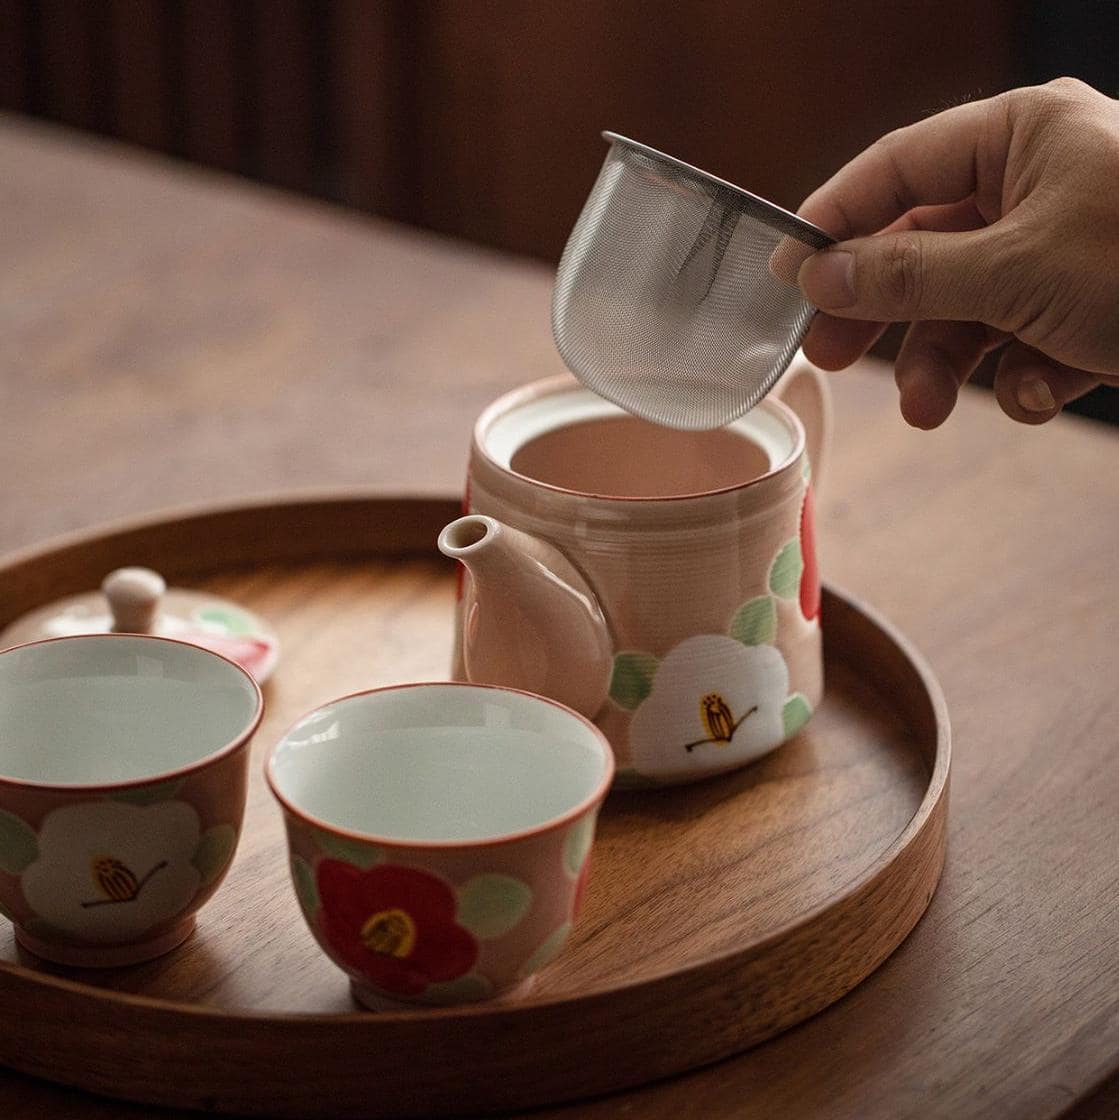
left=798, top=228, right=1011, bottom=325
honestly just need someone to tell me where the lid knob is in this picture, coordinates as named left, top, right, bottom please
left=102, top=567, right=166, bottom=633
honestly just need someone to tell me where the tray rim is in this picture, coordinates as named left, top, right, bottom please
left=0, top=492, right=951, bottom=1115
left=0, top=491, right=950, bottom=1017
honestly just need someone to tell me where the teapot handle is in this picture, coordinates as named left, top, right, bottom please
left=771, top=351, right=832, bottom=494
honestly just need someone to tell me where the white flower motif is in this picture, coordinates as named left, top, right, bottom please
left=629, top=635, right=789, bottom=781
left=20, top=801, right=203, bottom=943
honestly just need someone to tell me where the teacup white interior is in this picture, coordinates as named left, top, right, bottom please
left=270, top=685, right=610, bottom=843
left=0, top=636, right=261, bottom=785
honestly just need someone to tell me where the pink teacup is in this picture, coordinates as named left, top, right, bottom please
left=266, top=682, right=613, bottom=1006
left=438, top=356, right=830, bottom=787
left=0, top=634, right=262, bottom=966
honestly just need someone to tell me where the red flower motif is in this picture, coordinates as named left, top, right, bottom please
left=799, top=484, right=821, bottom=622
left=316, top=860, right=478, bottom=996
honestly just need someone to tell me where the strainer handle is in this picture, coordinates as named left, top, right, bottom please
left=772, top=353, right=832, bottom=495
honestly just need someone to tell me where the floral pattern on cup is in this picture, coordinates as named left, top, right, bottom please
left=7, top=800, right=236, bottom=943
left=303, top=852, right=569, bottom=1000
left=316, top=860, right=481, bottom=998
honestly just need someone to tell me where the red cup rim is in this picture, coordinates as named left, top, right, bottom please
left=265, top=680, right=615, bottom=851
left=0, top=632, right=264, bottom=793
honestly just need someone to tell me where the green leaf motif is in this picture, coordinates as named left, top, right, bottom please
left=769, top=539, right=803, bottom=600
left=457, top=874, right=533, bottom=940
left=730, top=595, right=777, bottom=646
left=563, top=814, right=596, bottom=877
left=783, top=694, right=813, bottom=738
left=315, top=831, right=383, bottom=869
left=192, top=823, right=237, bottom=886
left=291, top=855, right=318, bottom=917
left=517, top=922, right=572, bottom=980
left=609, top=652, right=659, bottom=710
left=196, top=605, right=255, bottom=637
left=111, top=779, right=183, bottom=806
left=0, top=810, right=38, bottom=874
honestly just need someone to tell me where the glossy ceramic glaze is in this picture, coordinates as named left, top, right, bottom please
left=266, top=682, right=614, bottom=1007
left=0, top=566, right=281, bottom=683
left=0, top=635, right=262, bottom=966
left=440, top=357, right=830, bottom=787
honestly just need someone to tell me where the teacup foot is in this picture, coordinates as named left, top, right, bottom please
left=350, top=974, right=535, bottom=1010
left=14, top=916, right=197, bottom=968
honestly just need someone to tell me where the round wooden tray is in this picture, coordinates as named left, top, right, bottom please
left=0, top=495, right=950, bottom=1118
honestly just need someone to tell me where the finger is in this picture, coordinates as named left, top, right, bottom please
left=881, top=197, right=988, bottom=235
left=797, top=225, right=1014, bottom=326
left=894, top=320, right=1007, bottom=429
left=798, top=94, right=1005, bottom=239
left=993, top=342, right=1101, bottom=425
left=799, top=197, right=990, bottom=372
left=768, top=235, right=816, bottom=287
left=771, top=197, right=983, bottom=290
left=802, top=313, right=887, bottom=370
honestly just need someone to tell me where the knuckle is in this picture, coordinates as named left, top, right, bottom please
left=876, top=235, right=924, bottom=311
left=959, top=224, right=1034, bottom=332
left=1015, top=278, right=1093, bottom=362
left=980, top=220, right=1066, bottom=337
left=877, top=124, right=912, bottom=153
left=1044, top=75, right=1091, bottom=98
left=1018, top=77, right=1089, bottom=123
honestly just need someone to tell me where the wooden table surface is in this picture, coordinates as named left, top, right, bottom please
left=2, top=115, right=1118, bottom=1120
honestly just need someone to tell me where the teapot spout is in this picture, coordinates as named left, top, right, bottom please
left=438, top=515, right=613, bottom=719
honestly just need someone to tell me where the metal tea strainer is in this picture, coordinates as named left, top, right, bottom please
left=552, top=132, right=834, bottom=430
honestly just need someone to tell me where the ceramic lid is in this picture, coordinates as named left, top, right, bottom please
left=0, top=567, right=280, bottom=683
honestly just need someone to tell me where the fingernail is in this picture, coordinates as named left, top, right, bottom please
left=1017, top=376, right=1056, bottom=412
left=799, top=250, right=856, bottom=309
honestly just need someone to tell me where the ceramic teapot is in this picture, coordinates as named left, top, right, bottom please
left=438, top=358, right=830, bottom=787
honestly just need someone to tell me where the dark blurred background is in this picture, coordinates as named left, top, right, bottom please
left=1, top=0, right=1115, bottom=420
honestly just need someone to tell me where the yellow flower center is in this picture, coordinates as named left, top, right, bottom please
left=700, top=692, right=735, bottom=743
left=92, top=856, right=140, bottom=901
left=360, top=908, right=417, bottom=958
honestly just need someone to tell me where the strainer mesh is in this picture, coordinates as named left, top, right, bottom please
left=552, top=135, right=831, bottom=430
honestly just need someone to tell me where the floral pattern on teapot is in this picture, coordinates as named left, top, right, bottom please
left=610, top=533, right=816, bottom=786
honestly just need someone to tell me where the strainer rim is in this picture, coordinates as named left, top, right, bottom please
left=601, top=131, right=834, bottom=250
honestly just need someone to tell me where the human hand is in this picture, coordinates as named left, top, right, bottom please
left=796, top=78, right=1119, bottom=427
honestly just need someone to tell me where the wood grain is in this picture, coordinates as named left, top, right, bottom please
left=0, top=119, right=1117, bottom=1120
left=0, top=497, right=948, bottom=1116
